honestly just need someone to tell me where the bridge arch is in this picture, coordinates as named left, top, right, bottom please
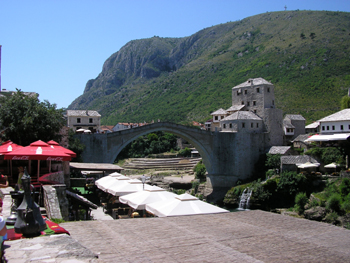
left=76, top=122, right=215, bottom=174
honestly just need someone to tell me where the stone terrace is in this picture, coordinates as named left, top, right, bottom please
left=60, top=210, right=350, bottom=263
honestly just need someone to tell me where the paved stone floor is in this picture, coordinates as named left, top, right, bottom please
left=61, top=210, right=350, bottom=263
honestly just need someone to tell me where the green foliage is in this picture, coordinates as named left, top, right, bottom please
left=193, top=160, right=206, bottom=181
left=326, top=193, right=342, bottom=213
left=295, top=192, right=308, bottom=214
left=0, top=89, right=65, bottom=146
left=305, top=147, right=343, bottom=164
left=339, top=178, right=350, bottom=197
left=68, top=129, right=86, bottom=162
left=265, top=153, right=281, bottom=169
left=116, top=131, right=178, bottom=160
left=340, top=95, right=350, bottom=109
left=177, top=147, right=191, bottom=157
left=324, top=211, right=339, bottom=224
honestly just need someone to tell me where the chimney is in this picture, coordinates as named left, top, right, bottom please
left=86, top=110, right=88, bottom=116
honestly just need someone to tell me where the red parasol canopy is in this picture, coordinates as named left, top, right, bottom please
left=47, top=140, right=76, bottom=158
left=0, top=141, right=23, bottom=155
left=4, top=140, right=72, bottom=161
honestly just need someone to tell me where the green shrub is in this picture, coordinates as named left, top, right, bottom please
left=194, top=160, right=206, bottom=181
left=324, top=211, right=339, bottom=224
left=326, top=193, right=342, bottom=213
left=295, top=192, right=308, bottom=214
left=178, top=147, right=191, bottom=157
left=339, top=178, right=350, bottom=197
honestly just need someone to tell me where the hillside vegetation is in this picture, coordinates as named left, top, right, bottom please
left=68, top=10, right=350, bottom=125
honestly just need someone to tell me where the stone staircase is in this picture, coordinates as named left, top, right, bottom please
left=122, top=157, right=201, bottom=170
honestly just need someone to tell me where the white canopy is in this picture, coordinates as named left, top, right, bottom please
left=109, top=179, right=152, bottom=196
left=145, top=193, right=229, bottom=217
left=95, top=173, right=123, bottom=190
left=297, top=162, right=320, bottom=169
left=324, top=162, right=341, bottom=168
left=305, top=133, right=350, bottom=142
left=119, top=185, right=177, bottom=210
left=104, top=176, right=133, bottom=195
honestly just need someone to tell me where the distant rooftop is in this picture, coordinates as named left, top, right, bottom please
left=318, top=109, right=350, bottom=122
left=222, top=111, right=261, bottom=121
left=67, top=110, right=101, bottom=117
left=268, top=146, right=291, bottom=155
left=232, top=78, right=273, bottom=90
left=211, top=108, right=227, bottom=115
left=284, top=114, right=305, bottom=121
left=226, top=105, right=245, bottom=112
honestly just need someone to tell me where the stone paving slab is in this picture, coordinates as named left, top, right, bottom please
left=61, top=210, right=350, bottom=263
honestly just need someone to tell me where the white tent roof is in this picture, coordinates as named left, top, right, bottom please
left=297, top=162, right=320, bottom=169
left=104, top=176, right=134, bottom=195
left=305, top=133, right=350, bottom=142
left=324, top=162, right=342, bottom=168
left=109, top=179, right=152, bottom=196
left=145, top=193, right=229, bottom=217
left=95, top=173, right=124, bottom=190
left=119, top=186, right=177, bottom=210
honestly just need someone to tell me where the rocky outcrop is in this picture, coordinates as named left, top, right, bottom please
left=304, top=206, right=326, bottom=221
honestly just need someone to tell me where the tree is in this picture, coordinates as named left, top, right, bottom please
left=265, top=153, right=281, bottom=170
left=0, top=89, right=65, bottom=146
left=340, top=95, right=350, bottom=109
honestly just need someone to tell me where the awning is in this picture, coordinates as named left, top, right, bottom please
left=305, top=133, right=350, bottom=142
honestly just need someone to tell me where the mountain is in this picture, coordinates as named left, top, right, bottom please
left=68, top=10, right=350, bottom=125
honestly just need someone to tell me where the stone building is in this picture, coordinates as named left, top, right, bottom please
left=66, top=110, right=101, bottom=133
left=210, top=77, right=285, bottom=146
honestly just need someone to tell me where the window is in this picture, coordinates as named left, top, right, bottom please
left=215, top=116, right=218, bottom=120
left=244, top=90, right=247, bottom=94
left=256, top=88, right=260, bottom=93
left=256, top=123, right=259, bottom=128
left=77, top=118, right=81, bottom=123
left=221, top=116, right=224, bottom=119
left=272, top=100, right=274, bottom=105
left=89, top=118, right=93, bottom=123
left=223, top=124, right=226, bottom=129
left=247, top=102, right=250, bottom=106
left=332, top=126, right=335, bottom=130
left=327, top=126, right=329, bottom=130
left=229, top=123, right=232, bottom=128
left=241, top=101, right=244, bottom=105
left=267, top=87, right=270, bottom=92
left=253, top=101, right=256, bottom=106
left=251, top=123, right=253, bottom=128
left=254, top=110, right=257, bottom=114
left=322, top=126, right=325, bottom=131
left=341, top=125, right=344, bottom=130
left=242, top=123, right=245, bottom=128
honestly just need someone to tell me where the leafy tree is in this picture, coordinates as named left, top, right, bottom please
left=340, top=95, right=350, bottom=109
left=0, top=89, right=65, bottom=146
left=68, top=129, right=85, bottom=162
left=295, top=192, right=308, bottom=214
left=265, top=153, right=281, bottom=170
left=194, top=160, right=206, bottom=181
left=178, top=147, right=191, bottom=157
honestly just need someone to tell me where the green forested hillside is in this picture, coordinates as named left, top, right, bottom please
left=68, top=10, right=350, bottom=125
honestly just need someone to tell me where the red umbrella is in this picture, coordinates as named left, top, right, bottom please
left=4, top=140, right=72, bottom=181
left=0, top=141, right=23, bottom=155
left=46, top=140, right=76, bottom=158
left=4, top=140, right=71, bottom=161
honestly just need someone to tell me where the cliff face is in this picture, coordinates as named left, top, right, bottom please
left=68, top=10, right=350, bottom=125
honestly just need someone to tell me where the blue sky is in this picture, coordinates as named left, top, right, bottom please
left=1, top=0, right=350, bottom=109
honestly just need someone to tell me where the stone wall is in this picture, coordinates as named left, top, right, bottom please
left=43, top=184, right=69, bottom=221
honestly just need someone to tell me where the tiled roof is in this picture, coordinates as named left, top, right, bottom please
left=292, top=134, right=310, bottom=142
left=281, top=155, right=318, bottom=165
left=222, top=111, right=262, bottom=121
left=283, top=120, right=295, bottom=128
left=318, top=109, right=350, bottom=122
left=226, top=105, right=245, bottom=112
left=211, top=108, right=228, bottom=115
left=305, top=122, right=319, bottom=129
left=285, top=114, right=305, bottom=121
left=67, top=110, right=101, bottom=117
left=232, top=78, right=272, bottom=89
left=268, top=146, right=291, bottom=155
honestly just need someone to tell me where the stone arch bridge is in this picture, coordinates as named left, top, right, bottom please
left=75, top=122, right=268, bottom=201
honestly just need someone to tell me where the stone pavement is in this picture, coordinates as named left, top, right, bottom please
left=61, top=210, right=350, bottom=263
left=2, top=185, right=350, bottom=262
